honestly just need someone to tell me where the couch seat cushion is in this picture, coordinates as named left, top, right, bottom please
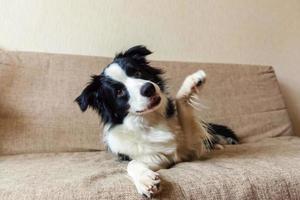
left=1, top=136, right=300, bottom=200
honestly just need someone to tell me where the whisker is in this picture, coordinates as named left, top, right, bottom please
left=190, top=94, right=200, bottom=101
left=188, top=101, right=203, bottom=112
left=189, top=99, right=202, bottom=106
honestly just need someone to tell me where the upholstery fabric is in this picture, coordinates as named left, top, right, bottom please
left=1, top=136, right=300, bottom=200
left=0, top=51, right=293, bottom=154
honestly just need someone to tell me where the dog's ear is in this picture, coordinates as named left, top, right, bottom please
left=114, top=45, right=152, bottom=61
left=123, top=45, right=152, bottom=58
left=75, top=91, right=90, bottom=112
left=75, top=75, right=100, bottom=112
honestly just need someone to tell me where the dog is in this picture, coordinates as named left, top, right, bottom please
left=75, top=45, right=238, bottom=198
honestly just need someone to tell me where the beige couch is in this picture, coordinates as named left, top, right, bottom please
left=0, top=51, right=299, bottom=200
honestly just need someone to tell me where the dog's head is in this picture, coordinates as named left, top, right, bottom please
left=75, top=45, right=174, bottom=125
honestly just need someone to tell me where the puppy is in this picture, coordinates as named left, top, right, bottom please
left=75, top=45, right=238, bottom=198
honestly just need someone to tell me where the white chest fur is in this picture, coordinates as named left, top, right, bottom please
left=104, top=115, right=177, bottom=159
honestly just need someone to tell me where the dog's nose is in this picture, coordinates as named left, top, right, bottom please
left=140, top=82, right=156, bottom=97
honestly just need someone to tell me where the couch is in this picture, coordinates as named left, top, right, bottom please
left=0, top=51, right=299, bottom=200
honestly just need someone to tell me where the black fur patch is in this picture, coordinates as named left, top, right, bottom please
left=117, top=153, right=132, bottom=161
left=165, top=98, right=176, bottom=118
left=208, top=123, right=238, bottom=142
left=205, top=123, right=239, bottom=149
left=75, top=75, right=130, bottom=124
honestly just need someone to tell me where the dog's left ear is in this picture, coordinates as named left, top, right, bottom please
left=124, top=45, right=152, bottom=58
left=75, top=75, right=100, bottom=112
left=114, top=45, right=152, bottom=60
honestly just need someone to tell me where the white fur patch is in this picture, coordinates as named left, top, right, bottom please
left=104, top=114, right=177, bottom=158
left=104, top=63, right=127, bottom=82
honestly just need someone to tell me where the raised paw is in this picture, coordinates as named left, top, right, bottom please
left=193, top=70, right=206, bottom=87
left=176, top=70, right=206, bottom=99
left=134, top=170, right=161, bottom=198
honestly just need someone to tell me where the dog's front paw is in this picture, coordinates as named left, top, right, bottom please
left=133, top=170, right=161, bottom=198
left=192, top=70, right=206, bottom=87
left=176, top=70, right=206, bottom=99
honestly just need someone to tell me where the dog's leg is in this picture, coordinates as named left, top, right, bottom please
left=127, top=154, right=171, bottom=198
left=175, top=70, right=211, bottom=158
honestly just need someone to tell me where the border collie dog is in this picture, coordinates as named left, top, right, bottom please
left=75, top=45, right=238, bottom=198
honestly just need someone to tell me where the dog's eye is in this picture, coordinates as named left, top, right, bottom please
left=116, top=89, right=125, bottom=97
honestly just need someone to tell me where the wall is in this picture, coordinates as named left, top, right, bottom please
left=0, top=0, right=299, bottom=134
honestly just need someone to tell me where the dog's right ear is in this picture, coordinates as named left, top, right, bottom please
left=75, top=91, right=90, bottom=112
left=75, top=75, right=100, bottom=112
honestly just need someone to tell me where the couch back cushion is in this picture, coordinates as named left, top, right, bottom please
left=0, top=51, right=293, bottom=155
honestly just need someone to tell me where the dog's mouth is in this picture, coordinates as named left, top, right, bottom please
left=148, top=95, right=161, bottom=109
left=136, top=95, right=161, bottom=114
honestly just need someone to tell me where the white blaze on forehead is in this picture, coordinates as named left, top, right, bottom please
left=104, top=63, right=127, bottom=82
